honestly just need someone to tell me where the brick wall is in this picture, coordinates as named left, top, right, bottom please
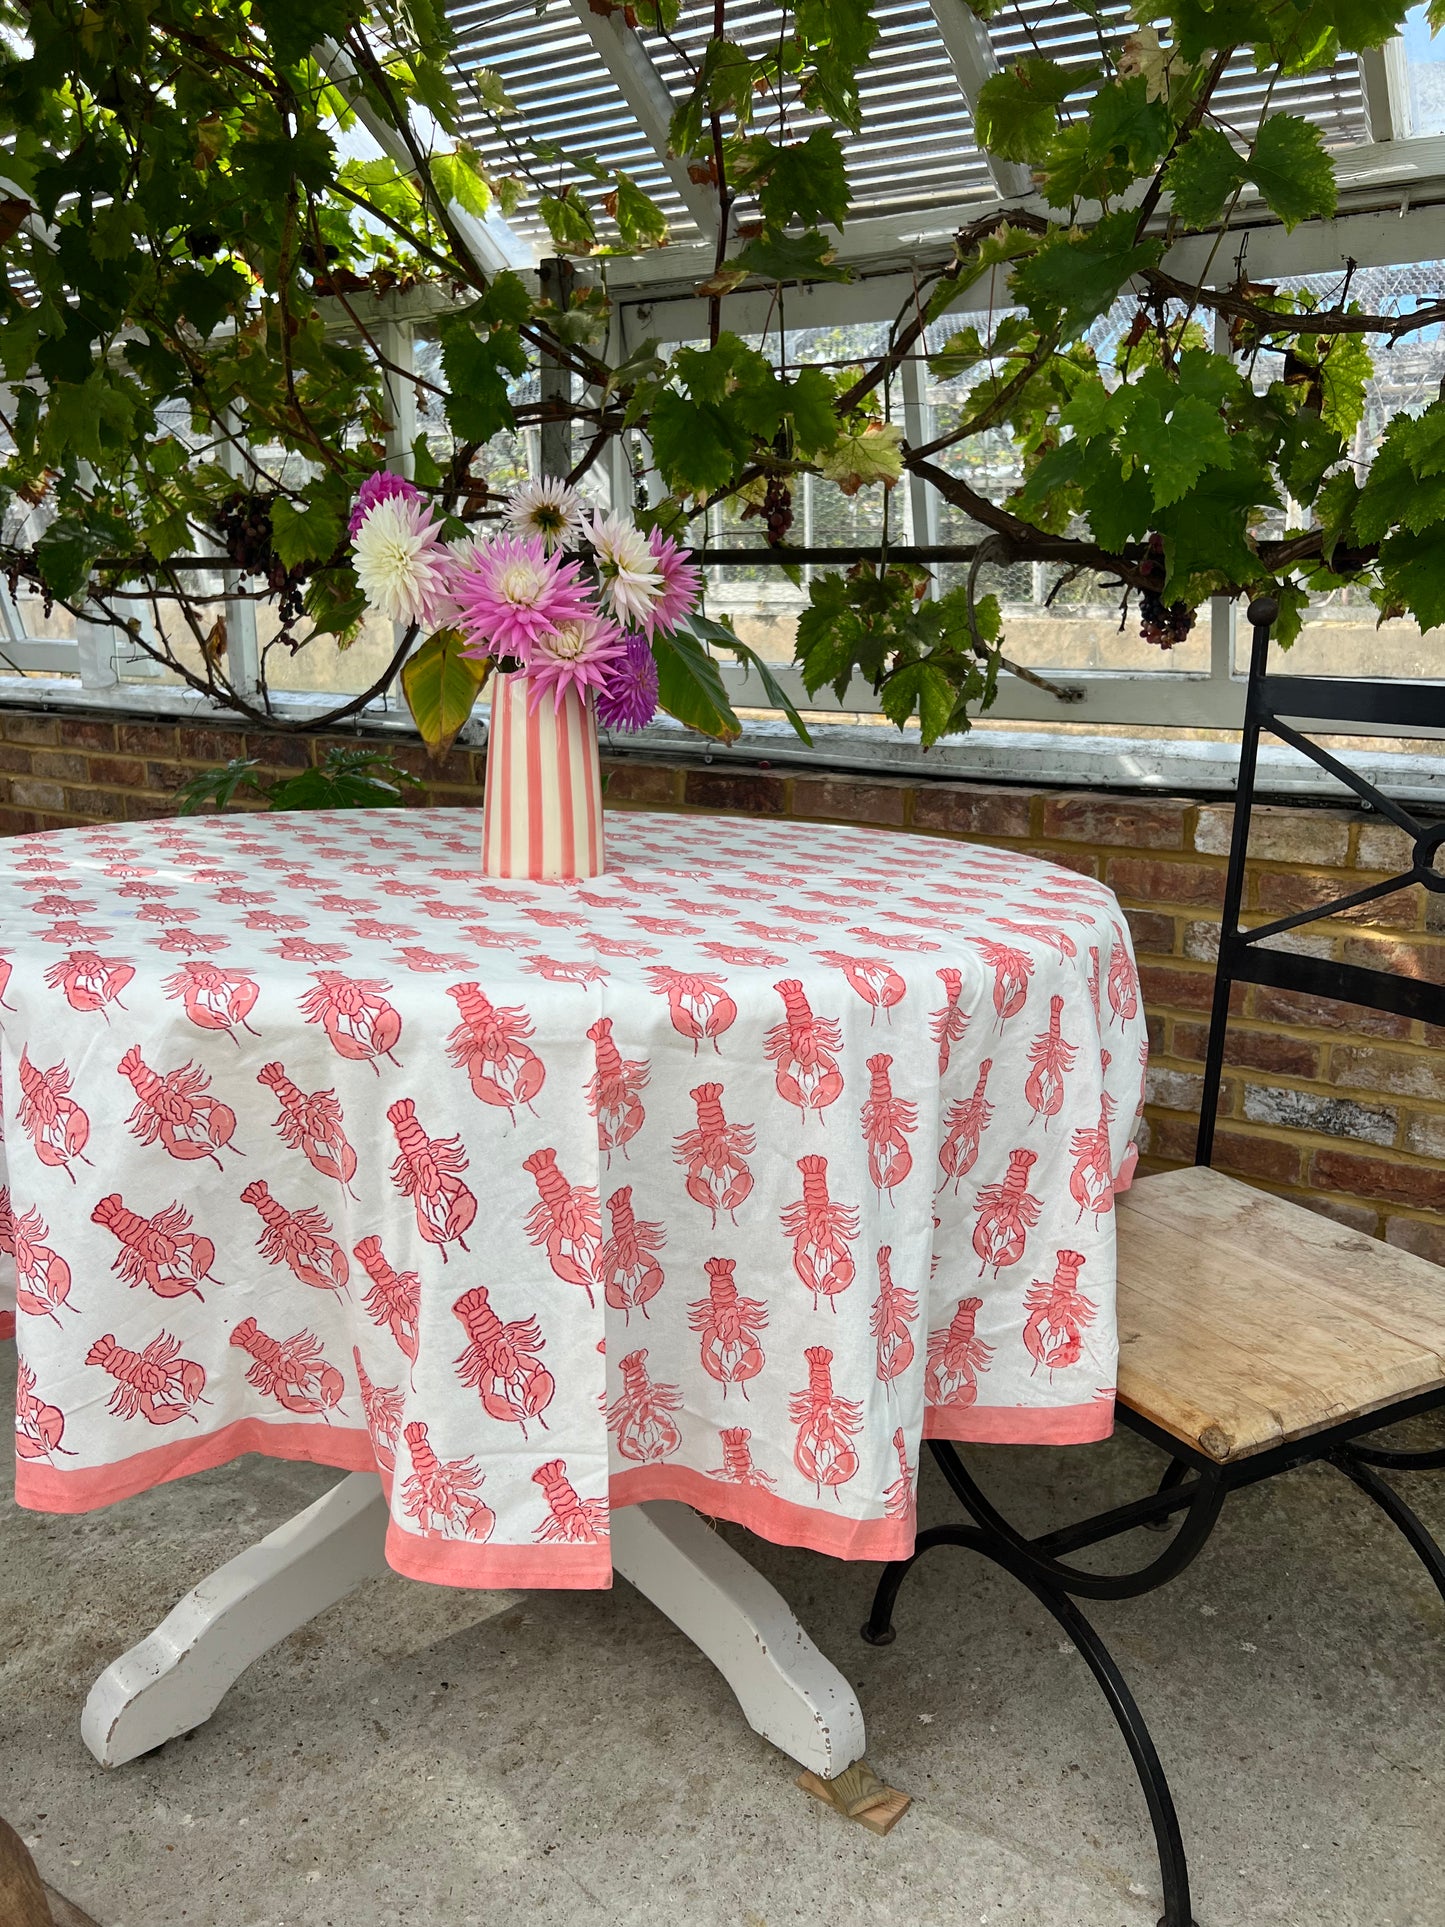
left=1, top=703, right=1441, bottom=1264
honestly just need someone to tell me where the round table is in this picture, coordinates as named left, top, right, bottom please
left=3, top=806, right=1146, bottom=1592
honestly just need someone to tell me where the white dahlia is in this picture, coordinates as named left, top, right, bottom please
left=352, top=495, right=452, bottom=628
left=588, top=510, right=663, bottom=628
left=503, top=477, right=588, bottom=554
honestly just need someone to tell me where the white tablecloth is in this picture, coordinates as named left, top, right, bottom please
left=2, top=808, right=1145, bottom=1586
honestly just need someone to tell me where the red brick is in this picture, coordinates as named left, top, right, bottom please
left=0, top=715, right=60, bottom=747
left=1385, top=1215, right=1445, bottom=1267
left=117, top=722, right=180, bottom=758
left=145, top=762, right=193, bottom=794
left=1108, top=857, right=1226, bottom=908
left=0, top=806, right=39, bottom=836
left=1172, top=1021, right=1321, bottom=1079
left=1124, top=908, right=1175, bottom=955
left=601, top=761, right=682, bottom=807
left=9, top=777, right=66, bottom=811
left=1195, top=803, right=1351, bottom=865
left=57, top=717, right=117, bottom=752
left=1139, top=963, right=1244, bottom=1014
left=911, top=782, right=1033, bottom=840
left=1139, top=1111, right=1199, bottom=1163
left=1310, top=1148, right=1445, bottom=1209
left=177, top=724, right=245, bottom=763
left=1291, top=1194, right=1381, bottom=1236
left=1212, top=1129, right=1303, bottom=1184
left=683, top=768, right=787, bottom=815
left=1249, top=985, right=1414, bottom=1041
left=792, top=775, right=909, bottom=827
left=1339, top=932, right=1445, bottom=986
left=30, top=749, right=89, bottom=783
left=1253, top=869, right=1421, bottom=930
left=0, top=744, right=31, bottom=774
left=1040, top=793, right=1189, bottom=850
left=62, top=785, right=159, bottom=821
left=1327, top=1045, right=1442, bottom=1100
left=86, top=756, right=147, bottom=788
left=1044, top=848, right=1102, bottom=879
left=242, top=731, right=312, bottom=769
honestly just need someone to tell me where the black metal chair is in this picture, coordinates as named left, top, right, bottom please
left=863, top=597, right=1445, bottom=1927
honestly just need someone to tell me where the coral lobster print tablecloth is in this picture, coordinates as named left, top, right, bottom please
left=1, top=808, right=1146, bottom=1588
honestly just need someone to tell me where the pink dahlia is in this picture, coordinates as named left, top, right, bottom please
left=597, top=634, right=659, bottom=733
left=642, top=528, right=701, bottom=639
left=347, top=469, right=420, bottom=538
left=450, top=534, right=595, bottom=659
left=522, top=613, right=627, bottom=713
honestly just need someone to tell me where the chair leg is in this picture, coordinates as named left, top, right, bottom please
left=1329, top=1451, right=1445, bottom=1609
left=864, top=1525, right=1197, bottom=1927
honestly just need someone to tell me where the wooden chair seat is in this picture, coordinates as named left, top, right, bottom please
left=1115, top=1166, right=1445, bottom=1464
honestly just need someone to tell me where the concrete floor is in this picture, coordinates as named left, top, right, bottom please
left=4, top=1345, right=1444, bottom=1927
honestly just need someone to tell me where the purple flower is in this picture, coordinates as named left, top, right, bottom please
left=597, top=634, right=660, bottom=733
left=347, top=470, right=420, bottom=538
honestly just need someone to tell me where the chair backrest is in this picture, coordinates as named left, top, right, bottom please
left=1196, top=595, right=1445, bottom=1167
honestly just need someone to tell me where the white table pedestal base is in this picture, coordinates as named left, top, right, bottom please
left=81, top=1477, right=866, bottom=1780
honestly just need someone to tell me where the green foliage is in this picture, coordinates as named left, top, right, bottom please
left=174, top=746, right=423, bottom=815
left=401, top=628, right=491, bottom=755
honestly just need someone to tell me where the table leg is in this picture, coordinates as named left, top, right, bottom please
left=82, top=1483, right=867, bottom=1783
left=612, top=1500, right=867, bottom=1780
left=81, top=1472, right=391, bottom=1768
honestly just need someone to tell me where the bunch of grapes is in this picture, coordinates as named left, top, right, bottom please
left=211, top=491, right=279, bottom=584
left=1137, top=533, right=1196, bottom=650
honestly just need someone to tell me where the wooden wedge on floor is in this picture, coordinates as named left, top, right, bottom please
left=1, top=1816, right=101, bottom=1927
left=797, top=1758, right=911, bottom=1834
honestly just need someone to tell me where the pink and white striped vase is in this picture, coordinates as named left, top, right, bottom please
left=480, top=671, right=606, bottom=879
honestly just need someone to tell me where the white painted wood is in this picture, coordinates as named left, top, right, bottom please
left=612, top=1500, right=867, bottom=1779
left=81, top=1472, right=391, bottom=1768
left=925, top=0, right=1033, bottom=201
left=83, top=1485, right=866, bottom=1780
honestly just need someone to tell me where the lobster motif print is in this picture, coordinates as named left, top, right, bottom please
left=257, top=1063, right=358, bottom=1195
left=16, top=1049, right=90, bottom=1179
left=812, top=952, right=905, bottom=1024
left=606, top=1351, right=683, bottom=1472
left=646, top=965, right=737, bottom=1053
left=5, top=1196, right=73, bottom=1322
left=240, top=1180, right=349, bottom=1294
left=353, top=1347, right=404, bottom=1472
left=299, top=971, right=402, bottom=1072
left=1023, top=1250, right=1096, bottom=1377
left=452, top=1284, right=555, bottom=1435
left=938, top=1058, right=994, bottom=1192
left=401, top=1421, right=495, bottom=1541
left=764, top=980, right=844, bottom=1119
left=883, top=1427, right=914, bottom=1521
left=860, top=1053, right=916, bottom=1197
left=42, top=950, right=134, bottom=1017
left=781, top=1155, right=859, bottom=1309
left=0, top=954, right=11, bottom=1009
left=870, top=1244, right=917, bottom=1388
left=972, top=1147, right=1041, bottom=1276
left=15, top=1359, right=71, bottom=1460
left=118, top=1046, right=238, bottom=1166
left=163, top=961, right=260, bottom=1041
left=230, top=1317, right=345, bottom=1416
left=600, top=1187, right=666, bottom=1320
left=1107, top=925, right=1141, bottom=1026
left=87, top=1330, right=208, bottom=1425
left=585, top=1017, right=649, bottom=1164
left=709, top=1425, right=777, bottom=1489
left=688, top=1257, right=768, bottom=1395
left=789, top=1346, right=861, bottom=1497
left=1024, top=995, right=1078, bottom=1128
left=388, top=1099, right=477, bottom=1259
left=532, top=1459, right=609, bottom=1544
left=444, top=981, right=545, bottom=1121
left=931, top=967, right=969, bottom=1075
left=971, top=939, right=1034, bottom=1028
left=1086, top=945, right=1102, bottom=1024
left=1068, top=1056, right=1119, bottom=1224
left=353, top=1236, right=421, bottom=1366
left=91, top=1194, right=220, bottom=1300
left=924, top=1297, right=993, bottom=1409
left=522, top=1148, right=604, bottom=1305
left=672, top=1082, right=755, bottom=1225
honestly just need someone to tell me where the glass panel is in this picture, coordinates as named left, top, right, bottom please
left=1404, top=5, right=1445, bottom=135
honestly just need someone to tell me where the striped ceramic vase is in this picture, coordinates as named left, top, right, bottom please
left=481, top=671, right=606, bottom=879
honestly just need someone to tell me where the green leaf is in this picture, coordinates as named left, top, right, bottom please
left=1319, top=333, right=1372, bottom=439
left=35, top=515, right=106, bottom=599
left=538, top=190, right=596, bottom=256
left=1009, top=210, right=1164, bottom=340
left=439, top=315, right=522, bottom=445
left=1378, top=527, right=1445, bottom=630
left=271, top=493, right=345, bottom=571
left=1247, top=114, right=1337, bottom=231
left=975, top=58, right=1081, bottom=162
left=650, top=390, right=743, bottom=495
left=794, top=0, right=879, bottom=129
left=268, top=747, right=421, bottom=811
left=402, top=627, right=491, bottom=756
left=653, top=626, right=742, bottom=741
left=1087, top=75, right=1171, bottom=175
left=410, top=435, right=444, bottom=491
left=727, top=229, right=852, bottom=284
left=686, top=611, right=813, bottom=745
left=430, top=148, right=492, bottom=218
left=304, top=565, right=367, bottom=643
left=879, top=659, right=957, bottom=746
left=609, top=173, right=669, bottom=252
left=785, top=365, right=841, bottom=455
left=741, top=129, right=850, bottom=230
left=1165, top=127, right=1247, bottom=227
left=1277, top=407, right=1345, bottom=505
left=173, top=757, right=267, bottom=816
left=925, top=227, right=1039, bottom=324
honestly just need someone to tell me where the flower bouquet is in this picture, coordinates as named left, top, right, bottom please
left=348, top=473, right=700, bottom=879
